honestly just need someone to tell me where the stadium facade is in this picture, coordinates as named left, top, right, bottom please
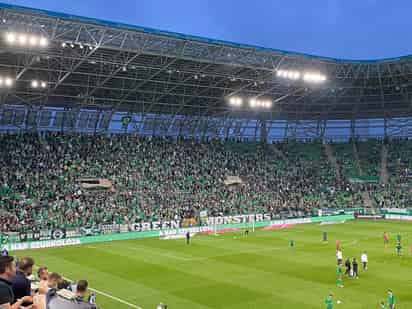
left=0, top=3, right=412, bottom=141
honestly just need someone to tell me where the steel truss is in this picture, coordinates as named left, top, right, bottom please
left=0, top=4, right=412, bottom=140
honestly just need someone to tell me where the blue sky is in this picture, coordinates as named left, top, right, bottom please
left=2, top=0, right=410, bottom=60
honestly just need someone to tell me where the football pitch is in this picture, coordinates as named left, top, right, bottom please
left=14, top=220, right=412, bottom=309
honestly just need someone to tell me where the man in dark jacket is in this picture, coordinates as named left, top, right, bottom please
left=344, top=258, right=351, bottom=276
left=352, top=258, right=359, bottom=279
left=11, top=257, right=34, bottom=304
left=0, top=255, right=30, bottom=309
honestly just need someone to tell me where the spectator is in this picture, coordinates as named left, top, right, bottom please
left=46, top=279, right=96, bottom=309
left=37, top=267, right=49, bottom=282
left=0, top=255, right=30, bottom=309
left=58, top=279, right=71, bottom=290
left=33, top=272, right=61, bottom=309
left=37, top=266, right=49, bottom=292
left=75, top=280, right=89, bottom=300
left=11, top=257, right=34, bottom=303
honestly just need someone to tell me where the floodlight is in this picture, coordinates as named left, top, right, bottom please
left=6, top=33, right=15, bottom=44
left=293, top=72, right=300, bottom=79
left=29, top=36, right=38, bottom=46
left=39, top=37, right=48, bottom=47
left=5, top=77, right=13, bottom=87
left=18, top=35, right=27, bottom=45
left=31, top=80, right=39, bottom=88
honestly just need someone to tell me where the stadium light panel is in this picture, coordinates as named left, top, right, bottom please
left=277, top=69, right=326, bottom=83
left=303, top=72, right=327, bottom=83
left=5, top=32, right=48, bottom=48
left=229, top=96, right=243, bottom=107
left=41, top=81, right=47, bottom=88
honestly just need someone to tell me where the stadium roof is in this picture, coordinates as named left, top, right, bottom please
left=0, top=2, right=412, bottom=121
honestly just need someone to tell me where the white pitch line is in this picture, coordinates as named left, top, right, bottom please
left=88, top=286, right=143, bottom=309
left=60, top=274, right=143, bottom=309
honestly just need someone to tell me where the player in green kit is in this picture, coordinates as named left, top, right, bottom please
left=336, top=264, right=343, bottom=288
left=323, top=231, right=328, bottom=242
left=289, top=239, right=295, bottom=248
left=325, top=293, right=334, bottom=309
left=396, top=233, right=401, bottom=243
left=396, top=242, right=402, bottom=256
left=387, top=290, right=396, bottom=309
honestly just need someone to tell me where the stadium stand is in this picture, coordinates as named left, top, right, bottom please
left=1, top=133, right=412, bottom=235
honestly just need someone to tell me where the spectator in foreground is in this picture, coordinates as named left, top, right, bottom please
left=0, top=255, right=30, bottom=309
left=11, top=257, right=34, bottom=303
left=33, top=272, right=62, bottom=309
left=37, top=267, right=49, bottom=282
left=75, top=280, right=96, bottom=309
left=37, top=266, right=49, bottom=292
left=46, top=279, right=96, bottom=309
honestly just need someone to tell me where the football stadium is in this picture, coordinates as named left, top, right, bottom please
left=0, top=2, right=412, bottom=309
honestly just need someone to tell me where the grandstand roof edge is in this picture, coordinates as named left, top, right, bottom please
left=1, top=2, right=411, bottom=65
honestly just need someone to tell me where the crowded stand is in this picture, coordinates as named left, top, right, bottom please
left=0, top=133, right=411, bottom=235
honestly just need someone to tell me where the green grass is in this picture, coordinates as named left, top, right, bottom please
left=13, top=220, right=412, bottom=309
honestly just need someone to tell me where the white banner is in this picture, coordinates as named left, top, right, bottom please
left=206, top=213, right=271, bottom=225
left=385, top=214, right=412, bottom=221
left=130, top=220, right=180, bottom=232
left=7, top=238, right=81, bottom=251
